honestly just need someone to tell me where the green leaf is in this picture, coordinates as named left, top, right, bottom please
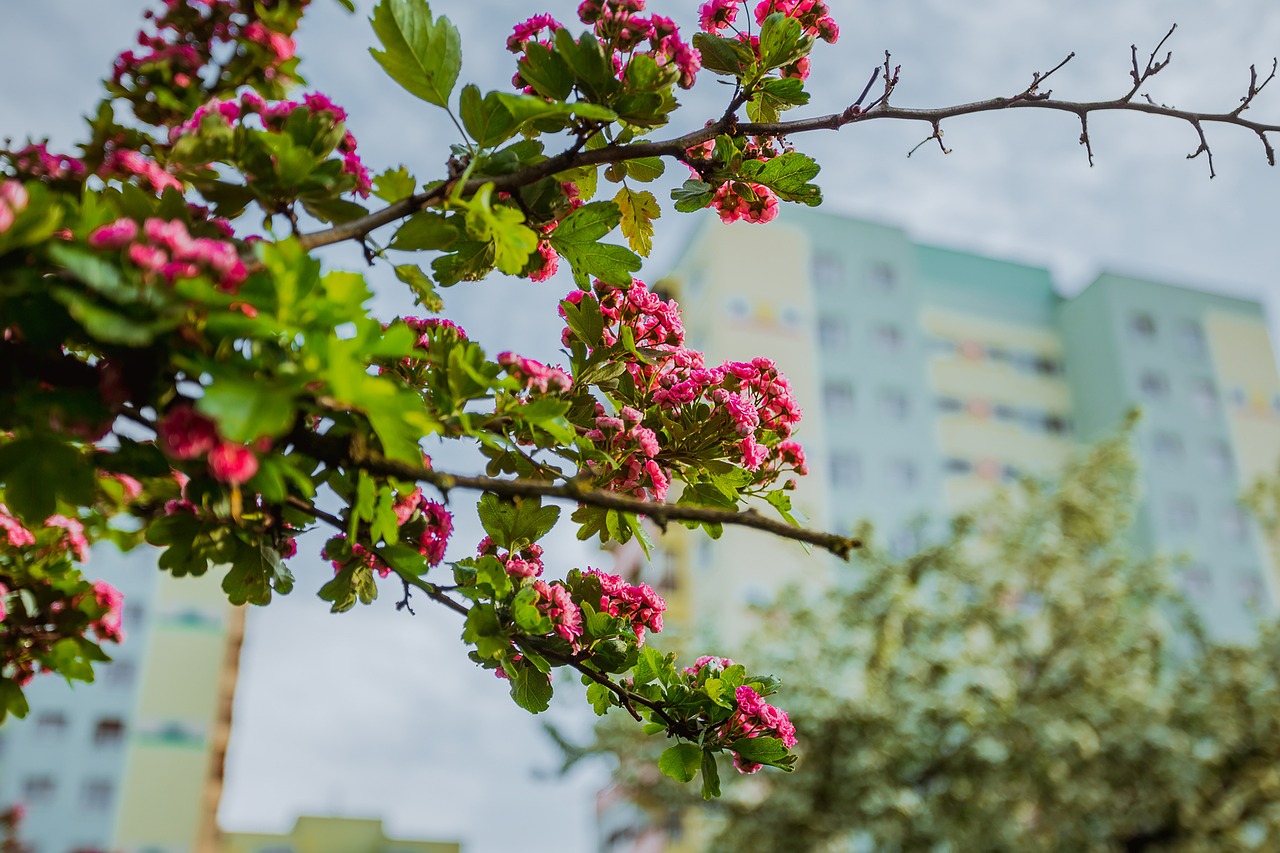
left=692, top=32, right=754, bottom=77
left=624, top=157, right=666, bottom=183
left=462, top=183, right=538, bottom=275
left=390, top=211, right=461, bottom=251
left=463, top=603, right=509, bottom=658
left=476, top=493, right=561, bottom=549
left=729, top=735, right=792, bottom=767
left=759, top=12, right=806, bottom=71
left=509, top=664, right=554, bottom=714
left=585, top=681, right=614, bottom=715
left=432, top=240, right=494, bottom=285
left=701, top=749, right=722, bottom=799
left=394, top=265, right=444, bottom=312
left=369, top=0, right=462, bottom=108
left=513, top=585, right=554, bottom=633
left=374, top=166, right=418, bottom=202
left=0, top=437, right=96, bottom=523
left=517, top=41, right=574, bottom=101
left=741, top=151, right=822, bottom=205
left=0, top=680, right=31, bottom=721
left=614, top=187, right=660, bottom=257
left=197, top=375, right=295, bottom=443
left=659, top=743, right=703, bottom=783
left=49, top=287, right=167, bottom=347
left=547, top=201, right=640, bottom=288
left=747, top=76, right=810, bottom=124
left=671, top=179, right=716, bottom=214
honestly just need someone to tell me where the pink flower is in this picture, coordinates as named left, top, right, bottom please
left=586, top=569, right=666, bottom=642
left=46, top=515, right=89, bottom=562
left=417, top=500, right=453, bottom=566
left=699, top=0, right=739, bottom=33
left=158, top=406, right=219, bottom=460
left=88, top=218, right=140, bottom=249
left=534, top=580, right=584, bottom=647
left=92, top=581, right=125, bottom=643
left=507, top=13, right=563, bottom=52
left=0, top=505, right=35, bottom=548
left=208, top=442, right=258, bottom=485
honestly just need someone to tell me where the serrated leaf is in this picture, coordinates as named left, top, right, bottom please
left=548, top=201, right=640, bottom=287
left=509, top=664, right=554, bottom=713
left=692, top=32, right=754, bottom=77
left=197, top=374, right=295, bottom=443
left=369, top=0, right=462, bottom=108
left=373, top=166, right=418, bottom=202
left=624, top=157, right=665, bottom=182
left=391, top=210, right=460, bottom=251
left=659, top=743, right=703, bottom=783
left=671, top=179, right=716, bottom=214
left=614, top=187, right=660, bottom=257
left=701, top=750, right=722, bottom=799
left=463, top=183, right=538, bottom=275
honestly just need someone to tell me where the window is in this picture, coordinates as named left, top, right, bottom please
left=992, top=403, right=1018, bottom=422
left=829, top=452, right=862, bottom=488
left=818, top=316, right=848, bottom=349
left=878, top=388, right=910, bottom=421
left=1177, top=320, right=1205, bottom=357
left=780, top=305, right=804, bottom=330
left=889, top=528, right=919, bottom=558
left=873, top=324, right=904, bottom=354
left=866, top=262, right=897, bottom=292
left=1031, top=355, right=1062, bottom=376
left=94, top=718, right=125, bottom=747
left=106, top=659, right=137, bottom=688
left=1180, top=565, right=1212, bottom=600
left=1129, top=312, right=1157, bottom=340
left=1222, top=506, right=1249, bottom=543
left=812, top=252, right=843, bottom=289
left=935, top=397, right=963, bottom=413
left=1166, top=496, right=1199, bottom=531
left=23, top=776, right=55, bottom=804
left=1190, top=378, right=1218, bottom=417
left=82, top=779, right=114, bottom=810
left=1206, top=440, right=1234, bottom=477
left=1042, top=414, right=1070, bottom=435
left=125, top=601, right=145, bottom=627
left=943, top=457, right=972, bottom=475
left=1139, top=370, right=1169, bottom=400
left=1238, top=571, right=1266, bottom=604
left=888, top=458, right=918, bottom=489
left=36, top=711, right=68, bottom=738
left=724, top=295, right=750, bottom=321
left=822, top=381, right=855, bottom=415
left=1152, top=431, right=1184, bottom=463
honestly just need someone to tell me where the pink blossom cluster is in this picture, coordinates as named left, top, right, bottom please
left=687, top=137, right=783, bottom=224
left=0, top=505, right=35, bottom=549
left=99, top=149, right=184, bottom=195
left=583, top=404, right=670, bottom=501
left=510, top=1, right=699, bottom=92
left=697, top=1, right=837, bottom=80
left=157, top=406, right=260, bottom=486
left=112, top=0, right=301, bottom=92
left=683, top=655, right=734, bottom=677
left=506, top=13, right=563, bottom=52
left=498, top=352, right=573, bottom=395
left=91, top=581, right=126, bottom=643
left=754, top=0, right=839, bottom=43
left=477, top=536, right=546, bottom=580
left=404, top=316, right=469, bottom=347
left=726, top=684, right=798, bottom=774
left=393, top=488, right=453, bottom=566
left=88, top=217, right=248, bottom=293
left=170, top=91, right=370, bottom=197
left=524, top=181, right=584, bottom=282
left=46, top=515, right=90, bottom=563
left=0, top=181, right=29, bottom=234
left=0, top=581, right=7, bottom=624
left=534, top=580, right=584, bottom=646
left=586, top=568, right=665, bottom=642
left=4, top=143, right=86, bottom=181
left=561, top=280, right=805, bottom=483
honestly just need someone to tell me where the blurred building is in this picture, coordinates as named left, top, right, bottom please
left=599, top=206, right=1280, bottom=849
left=0, top=546, right=244, bottom=853
left=220, top=815, right=460, bottom=853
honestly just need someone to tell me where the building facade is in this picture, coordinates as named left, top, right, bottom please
left=0, top=546, right=244, bottom=853
left=220, top=815, right=460, bottom=853
left=654, top=206, right=1279, bottom=647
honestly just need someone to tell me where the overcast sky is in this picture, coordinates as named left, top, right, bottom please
left=4, top=1, right=1280, bottom=851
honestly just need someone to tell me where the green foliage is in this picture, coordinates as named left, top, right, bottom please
left=369, top=0, right=461, bottom=109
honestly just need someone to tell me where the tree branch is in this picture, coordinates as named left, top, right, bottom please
left=293, top=27, right=1279, bottom=254
left=291, top=430, right=860, bottom=559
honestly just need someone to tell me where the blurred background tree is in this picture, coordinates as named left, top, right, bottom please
left=572, top=423, right=1280, bottom=852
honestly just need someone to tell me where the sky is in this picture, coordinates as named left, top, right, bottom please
left=4, top=1, right=1280, bottom=851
